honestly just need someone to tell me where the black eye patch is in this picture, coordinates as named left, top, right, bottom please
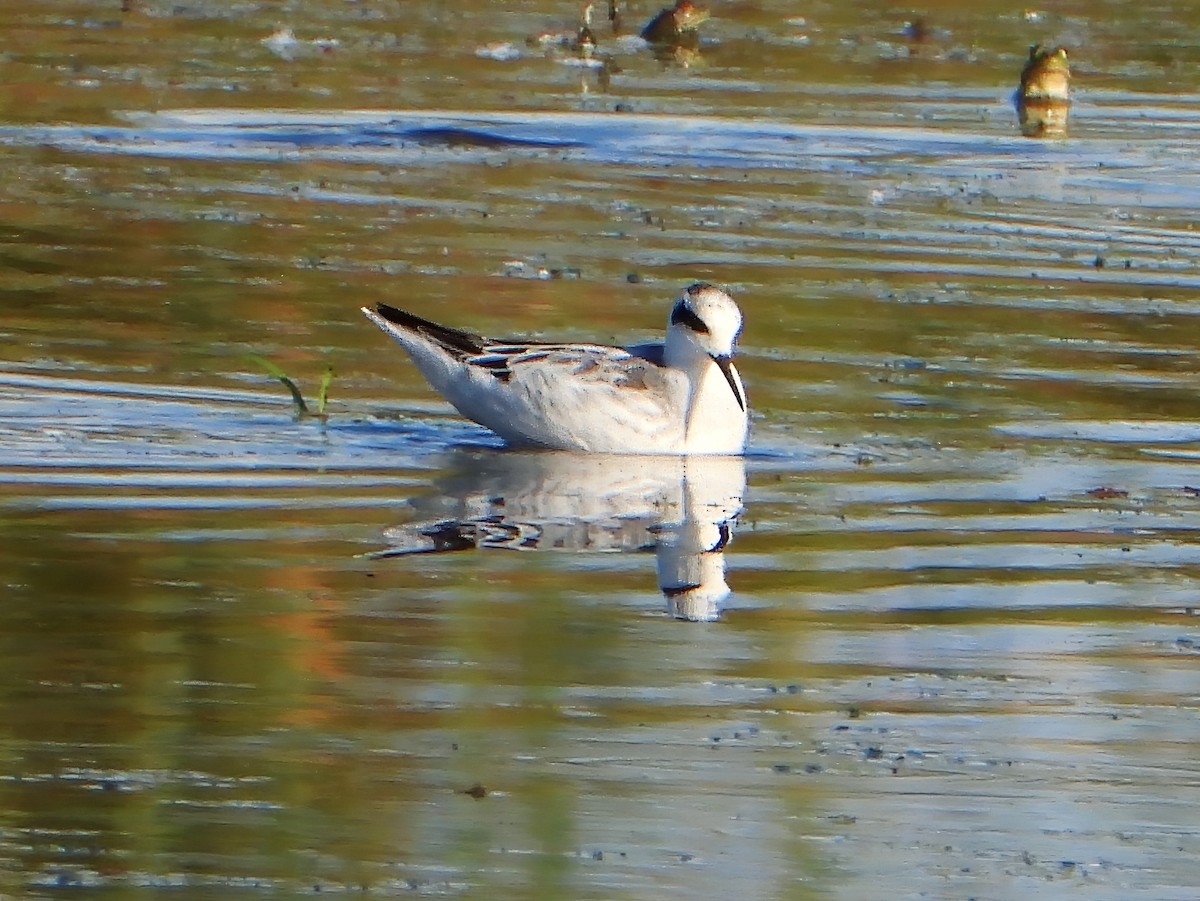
left=671, top=303, right=710, bottom=334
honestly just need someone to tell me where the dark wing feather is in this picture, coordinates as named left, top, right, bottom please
left=374, top=304, right=667, bottom=387
left=374, top=303, right=494, bottom=359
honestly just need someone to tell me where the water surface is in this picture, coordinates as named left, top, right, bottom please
left=2, top=1, right=1200, bottom=897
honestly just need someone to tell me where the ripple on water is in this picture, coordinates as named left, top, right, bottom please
left=4, top=4, right=1200, bottom=896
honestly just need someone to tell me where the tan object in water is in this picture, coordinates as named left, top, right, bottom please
left=1017, top=45, right=1071, bottom=137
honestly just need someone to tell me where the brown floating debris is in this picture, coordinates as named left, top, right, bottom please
left=640, top=0, right=709, bottom=45
left=608, top=0, right=623, bottom=32
left=1085, top=487, right=1129, bottom=500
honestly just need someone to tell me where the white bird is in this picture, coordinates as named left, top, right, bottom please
left=360, top=282, right=748, bottom=454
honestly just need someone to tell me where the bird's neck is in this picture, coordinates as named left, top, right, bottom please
left=663, top=330, right=708, bottom=370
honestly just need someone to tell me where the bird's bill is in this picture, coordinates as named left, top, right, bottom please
left=712, top=354, right=745, bottom=411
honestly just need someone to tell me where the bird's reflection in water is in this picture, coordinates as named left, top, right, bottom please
left=372, top=450, right=745, bottom=621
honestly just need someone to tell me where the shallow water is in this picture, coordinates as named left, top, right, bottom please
left=2, top=0, right=1200, bottom=898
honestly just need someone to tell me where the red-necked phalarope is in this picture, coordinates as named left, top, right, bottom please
left=361, top=282, right=748, bottom=454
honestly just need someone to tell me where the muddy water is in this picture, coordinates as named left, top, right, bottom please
left=2, top=0, right=1200, bottom=898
